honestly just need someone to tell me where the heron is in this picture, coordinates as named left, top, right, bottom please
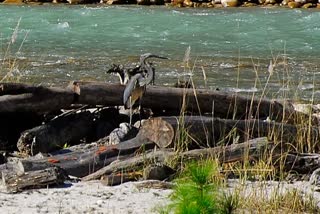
left=138, top=53, right=168, bottom=86
left=106, top=64, right=129, bottom=85
left=123, top=53, right=168, bottom=124
left=107, top=63, right=145, bottom=85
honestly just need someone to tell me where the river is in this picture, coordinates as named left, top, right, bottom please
left=1, top=5, right=320, bottom=101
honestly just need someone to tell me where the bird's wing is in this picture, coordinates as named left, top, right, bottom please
left=123, top=73, right=144, bottom=108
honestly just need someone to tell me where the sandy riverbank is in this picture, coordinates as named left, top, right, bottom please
left=1, top=179, right=320, bottom=213
left=0, top=180, right=172, bottom=214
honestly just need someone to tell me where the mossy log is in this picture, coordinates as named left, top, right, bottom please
left=0, top=82, right=312, bottom=124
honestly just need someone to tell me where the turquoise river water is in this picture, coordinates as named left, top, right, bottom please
left=1, top=5, right=320, bottom=101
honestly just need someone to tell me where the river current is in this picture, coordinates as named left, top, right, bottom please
left=1, top=5, right=320, bottom=101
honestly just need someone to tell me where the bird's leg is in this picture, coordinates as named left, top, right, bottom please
left=129, top=97, right=133, bottom=125
left=138, top=97, right=143, bottom=128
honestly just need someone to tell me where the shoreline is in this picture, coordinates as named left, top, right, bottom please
left=1, top=0, right=320, bottom=9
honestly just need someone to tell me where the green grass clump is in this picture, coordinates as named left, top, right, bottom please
left=167, top=160, right=237, bottom=214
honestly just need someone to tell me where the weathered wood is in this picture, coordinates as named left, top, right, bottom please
left=0, top=83, right=74, bottom=113
left=138, top=117, right=174, bottom=148
left=147, top=116, right=320, bottom=150
left=0, top=82, right=311, bottom=124
left=283, top=153, right=320, bottom=174
left=17, top=111, right=95, bottom=155
left=82, top=137, right=276, bottom=181
left=17, top=136, right=157, bottom=178
left=1, top=166, right=68, bottom=193
left=100, top=172, right=141, bottom=186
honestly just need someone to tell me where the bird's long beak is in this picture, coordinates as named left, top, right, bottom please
left=150, top=55, right=169, bottom=60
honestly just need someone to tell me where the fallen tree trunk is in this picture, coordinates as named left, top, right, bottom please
left=17, top=111, right=95, bottom=155
left=1, top=166, right=68, bottom=193
left=142, top=116, right=320, bottom=150
left=0, top=82, right=312, bottom=124
left=17, top=135, right=157, bottom=178
left=82, top=137, right=276, bottom=181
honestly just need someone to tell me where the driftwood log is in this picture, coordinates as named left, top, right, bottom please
left=1, top=166, right=68, bottom=193
left=82, top=137, right=276, bottom=181
left=16, top=111, right=95, bottom=155
left=0, top=82, right=313, bottom=124
left=141, top=116, right=320, bottom=150
left=16, top=134, right=157, bottom=178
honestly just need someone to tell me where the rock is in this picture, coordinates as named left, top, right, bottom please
left=221, top=0, right=238, bottom=7
left=302, top=2, right=313, bottom=7
left=265, top=0, right=276, bottom=4
left=108, top=123, right=139, bottom=145
left=3, top=0, right=24, bottom=3
left=294, top=0, right=306, bottom=3
left=214, top=2, right=223, bottom=6
left=317, top=3, right=320, bottom=7
left=104, top=0, right=127, bottom=3
left=193, top=2, right=201, bottom=6
left=207, top=2, right=214, bottom=6
left=310, top=168, right=320, bottom=186
left=288, top=1, right=301, bottom=7
left=172, top=0, right=184, bottom=5
left=143, top=165, right=176, bottom=180
left=183, top=0, right=193, bottom=6
left=150, top=0, right=164, bottom=4
left=137, top=0, right=150, bottom=4
left=243, top=2, right=257, bottom=6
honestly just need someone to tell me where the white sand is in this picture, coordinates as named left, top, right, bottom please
left=1, top=179, right=320, bottom=213
left=0, top=181, right=172, bottom=214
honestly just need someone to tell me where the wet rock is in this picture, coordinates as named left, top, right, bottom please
left=288, top=1, right=301, bottom=7
left=221, top=0, right=238, bottom=7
